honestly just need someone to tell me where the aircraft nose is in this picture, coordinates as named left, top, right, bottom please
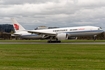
left=98, top=27, right=102, bottom=30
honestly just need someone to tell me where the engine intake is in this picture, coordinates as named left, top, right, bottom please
left=56, top=33, right=68, bottom=40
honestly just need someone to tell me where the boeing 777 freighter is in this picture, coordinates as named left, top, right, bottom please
left=11, top=18, right=103, bottom=42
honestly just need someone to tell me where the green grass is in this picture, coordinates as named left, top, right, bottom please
left=0, top=44, right=105, bottom=70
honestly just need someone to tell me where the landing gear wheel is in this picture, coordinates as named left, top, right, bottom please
left=93, top=35, right=97, bottom=41
left=47, top=41, right=61, bottom=43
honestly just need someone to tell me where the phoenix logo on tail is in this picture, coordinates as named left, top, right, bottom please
left=14, top=24, right=19, bottom=30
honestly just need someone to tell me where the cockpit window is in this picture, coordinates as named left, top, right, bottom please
left=100, top=27, right=102, bottom=29
left=98, top=27, right=102, bottom=30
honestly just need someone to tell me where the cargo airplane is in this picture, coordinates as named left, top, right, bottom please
left=28, top=25, right=103, bottom=43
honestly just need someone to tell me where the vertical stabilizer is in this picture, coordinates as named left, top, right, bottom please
left=11, top=18, right=26, bottom=32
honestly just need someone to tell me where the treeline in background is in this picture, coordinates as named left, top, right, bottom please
left=0, top=24, right=14, bottom=39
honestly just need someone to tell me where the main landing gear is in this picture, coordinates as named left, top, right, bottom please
left=47, top=40, right=61, bottom=43
left=47, top=38, right=61, bottom=43
left=47, top=37, right=61, bottom=43
left=93, top=35, right=97, bottom=41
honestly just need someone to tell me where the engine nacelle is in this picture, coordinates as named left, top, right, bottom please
left=56, top=33, right=68, bottom=40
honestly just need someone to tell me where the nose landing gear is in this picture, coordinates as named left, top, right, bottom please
left=93, top=35, right=97, bottom=41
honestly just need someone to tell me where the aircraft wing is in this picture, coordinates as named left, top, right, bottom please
left=28, top=30, right=56, bottom=36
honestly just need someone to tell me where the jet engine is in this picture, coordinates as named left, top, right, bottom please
left=56, top=33, right=68, bottom=40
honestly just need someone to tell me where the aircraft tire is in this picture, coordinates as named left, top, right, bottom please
left=47, top=41, right=61, bottom=43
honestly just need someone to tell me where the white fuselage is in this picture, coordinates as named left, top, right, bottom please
left=29, top=26, right=103, bottom=37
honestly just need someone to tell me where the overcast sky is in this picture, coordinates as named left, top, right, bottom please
left=0, top=0, right=105, bottom=30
